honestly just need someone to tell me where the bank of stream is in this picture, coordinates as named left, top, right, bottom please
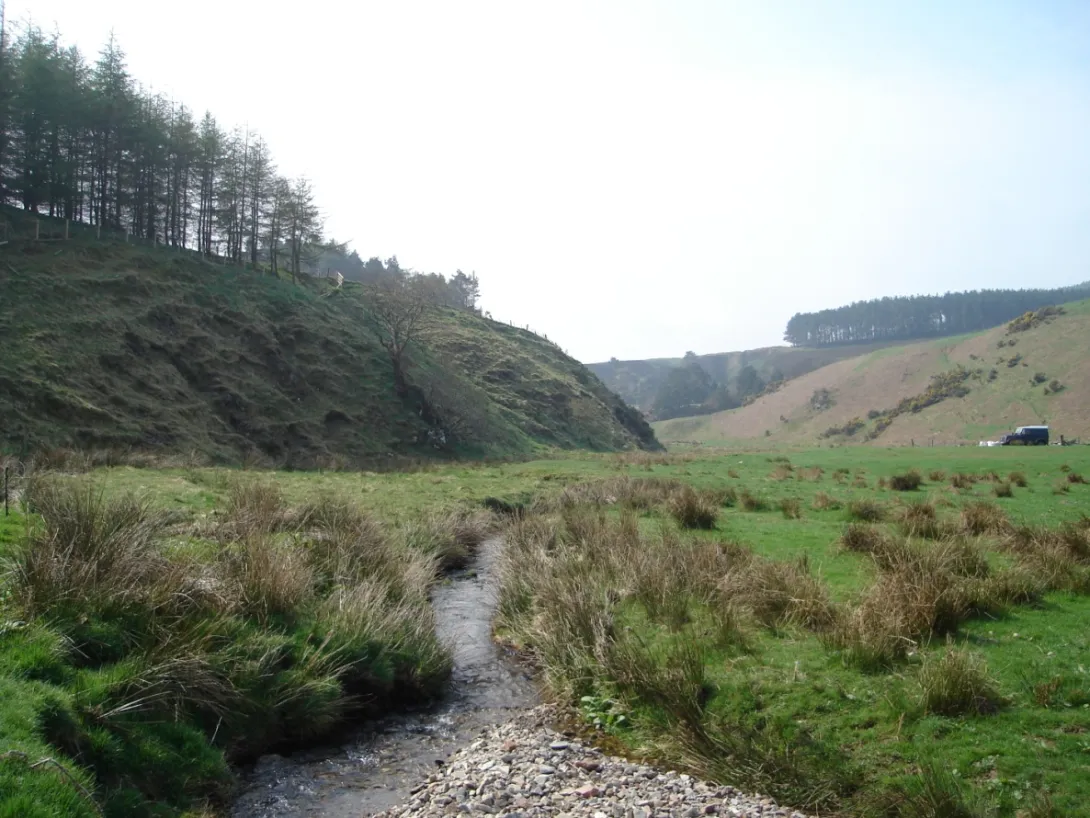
left=231, top=538, right=537, bottom=817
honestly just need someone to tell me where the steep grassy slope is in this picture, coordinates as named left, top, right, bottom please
left=588, top=340, right=901, bottom=411
left=0, top=237, right=657, bottom=462
left=656, top=300, right=1090, bottom=446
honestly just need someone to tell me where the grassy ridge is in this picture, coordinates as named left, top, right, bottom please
left=656, top=300, right=1090, bottom=446
left=0, top=230, right=656, bottom=464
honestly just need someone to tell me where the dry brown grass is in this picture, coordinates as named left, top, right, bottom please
left=739, top=489, right=769, bottom=512
left=719, top=554, right=839, bottom=632
left=896, top=501, right=955, bottom=540
left=811, top=491, right=842, bottom=511
left=668, top=486, right=720, bottom=530
left=950, top=472, right=977, bottom=490
left=1008, top=471, right=1028, bottom=488
left=779, top=497, right=802, bottom=519
left=960, top=500, right=1010, bottom=536
left=838, top=523, right=890, bottom=555
left=847, top=498, right=886, bottom=522
left=11, top=478, right=177, bottom=618
left=826, top=538, right=990, bottom=668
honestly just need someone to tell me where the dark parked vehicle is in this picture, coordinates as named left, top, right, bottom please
left=1000, top=425, right=1049, bottom=446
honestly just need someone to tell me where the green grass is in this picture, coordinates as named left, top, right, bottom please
left=0, top=225, right=656, bottom=465
left=487, top=445, right=1090, bottom=817
left=2, top=446, right=1089, bottom=816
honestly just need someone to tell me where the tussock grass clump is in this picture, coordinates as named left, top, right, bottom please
left=11, top=477, right=174, bottom=621
left=1003, top=523, right=1090, bottom=593
left=960, top=500, right=1009, bottom=536
left=720, top=554, right=839, bottom=632
left=738, top=489, right=769, bottom=512
left=1052, top=480, right=1070, bottom=495
left=224, top=537, right=315, bottom=626
left=770, top=465, right=794, bottom=481
left=779, top=497, right=802, bottom=519
left=992, top=482, right=1013, bottom=498
left=811, top=491, right=841, bottom=511
left=707, top=485, right=738, bottom=507
left=1067, top=471, right=1087, bottom=485
left=400, top=507, right=498, bottom=570
left=950, top=473, right=977, bottom=490
left=1008, top=471, right=1028, bottom=488
left=220, top=478, right=293, bottom=539
left=897, top=501, right=951, bottom=540
left=839, top=523, right=890, bottom=555
left=889, top=470, right=923, bottom=491
left=874, top=759, right=995, bottom=818
left=918, top=646, right=1004, bottom=716
left=928, top=470, right=946, bottom=482
left=847, top=498, right=886, bottom=522
left=827, top=539, right=988, bottom=668
left=668, top=486, right=719, bottom=530
left=797, top=466, right=824, bottom=482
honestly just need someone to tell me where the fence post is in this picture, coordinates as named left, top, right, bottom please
left=3, top=465, right=8, bottom=517
left=35, top=220, right=40, bottom=241
left=96, top=223, right=101, bottom=240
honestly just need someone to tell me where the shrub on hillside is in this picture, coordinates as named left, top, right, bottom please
left=820, top=417, right=866, bottom=439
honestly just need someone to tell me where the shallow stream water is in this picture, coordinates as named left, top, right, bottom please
left=230, top=539, right=537, bottom=817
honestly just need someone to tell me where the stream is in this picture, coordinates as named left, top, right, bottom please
left=231, top=538, right=538, bottom=817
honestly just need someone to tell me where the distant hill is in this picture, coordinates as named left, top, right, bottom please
left=0, top=229, right=658, bottom=465
left=587, top=341, right=901, bottom=416
left=655, top=300, right=1090, bottom=447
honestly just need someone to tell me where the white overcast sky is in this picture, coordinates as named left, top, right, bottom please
left=9, top=0, right=1090, bottom=362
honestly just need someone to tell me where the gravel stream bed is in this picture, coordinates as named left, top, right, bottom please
left=375, top=706, right=812, bottom=818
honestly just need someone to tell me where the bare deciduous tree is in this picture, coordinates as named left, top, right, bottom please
left=364, top=277, right=433, bottom=396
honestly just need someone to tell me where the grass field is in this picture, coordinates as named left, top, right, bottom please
left=1, top=445, right=1088, bottom=816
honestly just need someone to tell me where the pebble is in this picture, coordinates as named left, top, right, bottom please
left=373, top=705, right=813, bottom=818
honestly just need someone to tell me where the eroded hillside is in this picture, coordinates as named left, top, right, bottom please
left=0, top=240, right=657, bottom=463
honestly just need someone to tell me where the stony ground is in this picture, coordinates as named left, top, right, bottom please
left=374, top=706, right=811, bottom=818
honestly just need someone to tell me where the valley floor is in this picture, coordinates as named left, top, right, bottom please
left=1, top=445, right=1089, bottom=816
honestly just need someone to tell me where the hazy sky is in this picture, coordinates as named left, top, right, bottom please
left=9, top=0, right=1090, bottom=362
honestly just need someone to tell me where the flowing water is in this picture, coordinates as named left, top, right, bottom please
left=231, top=538, right=537, bottom=818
